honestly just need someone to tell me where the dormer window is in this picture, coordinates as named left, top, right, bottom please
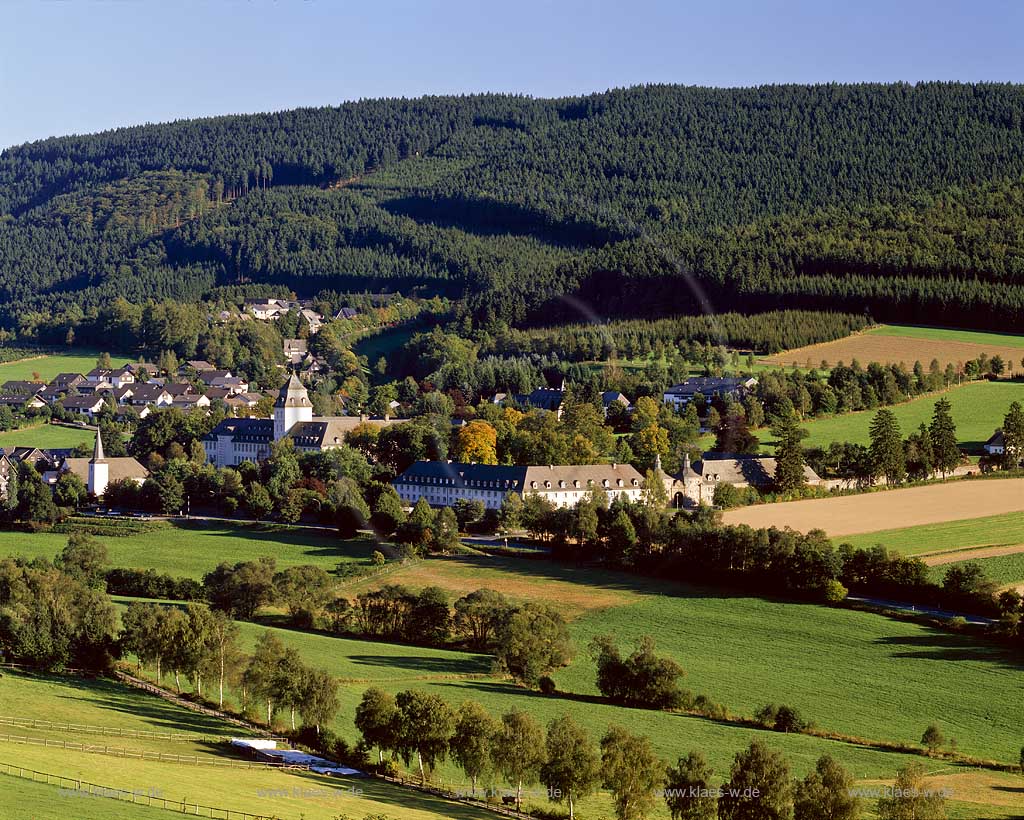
left=531, top=481, right=538, bottom=489
left=617, top=479, right=624, bottom=487
left=544, top=480, right=551, bottom=488
left=602, top=479, right=610, bottom=488
left=573, top=480, right=580, bottom=488
left=558, top=480, right=566, bottom=488
left=631, top=479, right=639, bottom=487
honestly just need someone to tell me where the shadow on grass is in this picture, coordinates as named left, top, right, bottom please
left=172, top=520, right=377, bottom=562
left=346, top=654, right=493, bottom=676
left=8, top=670, right=239, bottom=737
left=873, top=630, right=1024, bottom=669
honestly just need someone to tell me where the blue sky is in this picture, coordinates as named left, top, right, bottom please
left=2, top=0, right=1022, bottom=149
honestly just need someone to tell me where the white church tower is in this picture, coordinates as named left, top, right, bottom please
left=274, top=374, right=313, bottom=440
left=87, top=429, right=109, bottom=499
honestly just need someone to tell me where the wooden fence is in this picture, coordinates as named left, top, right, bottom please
left=0, top=760, right=280, bottom=819
left=0, top=715, right=271, bottom=744
left=0, top=732, right=311, bottom=770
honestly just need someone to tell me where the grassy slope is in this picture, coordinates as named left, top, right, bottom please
left=0, top=351, right=135, bottom=383
left=0, top=423, right=95, bottom=449
left=867, top=325, right=1024, bottom=349
left=791, top=380, right=1024, bottom=451
left=929, top=553, right=1024, bottom=587
left=0, top=774, right=183, bottom=820
left=842, top=511, right=1024, bottom=556
left=0, top=671, right=493, bottom=820
left=0, top=521, right=382, bottom=578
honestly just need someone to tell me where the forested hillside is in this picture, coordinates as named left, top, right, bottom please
left=2, top=83, right=1024, bottom=330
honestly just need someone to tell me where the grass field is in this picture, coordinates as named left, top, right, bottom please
left=840, top=511, right=1024, bottom=557
left=780, top=379, right=1024, bottom=452
left=0, top=520, right=382, bottom=579
left=0, top=350, right=135, bottom=383
left=0, top=772, right=183, bottom=820
left=0, top=671, right=495, bottom=820
left=762, top=324, right=1024, bottom=371
left=929, top=553, right=1024, bottom=589
left=122, top=551, right=1024, bottom=769
left=0, top=422, right=95, bottom=450
left=723, top=478, right=1024, bottom=537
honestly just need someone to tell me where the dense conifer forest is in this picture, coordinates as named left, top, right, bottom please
left=2, top=83, right=1024, bottom=329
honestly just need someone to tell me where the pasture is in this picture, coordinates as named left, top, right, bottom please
left=0, top=520, right=381, bottom=579
left=761, top=324, right=1024, bottom=371
left=0, top=671, right=493, bottom=820
left=722, top=478, right=1024, bottom=537
left=0, top=773, right=178, bottom=820
left=125, top=551, right=1024, bottom=768
left=0, top=422, right=95, bottom=450
left=929, top=552, right=1024, bottom=589
left=786, top=378, right=1024, bottom=452
left=0, top=350, right=135, bottom=383
left=841, top=511, right=1024, bottom=557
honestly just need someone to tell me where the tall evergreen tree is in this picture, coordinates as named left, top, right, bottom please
left=929, top=398, right=959, bottom=477
left=772, top=411, right=807, bottom=492
left=869, top=409, right=905, bottom=485
left=1001, top=401, right=1024, bottom=469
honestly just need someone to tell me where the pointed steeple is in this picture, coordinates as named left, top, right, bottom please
left=91, top=428, right=106, bottom=463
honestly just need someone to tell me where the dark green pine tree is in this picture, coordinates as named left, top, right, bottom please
left=869, top=408, right=905, bottom=485
left=929, top=398, right=960, bottom=477
left=773, top=411, right=807, bottom=492
left=1001, top=401, right=1024, bottom=469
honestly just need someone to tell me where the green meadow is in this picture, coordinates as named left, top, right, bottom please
left=785, top=379, right=1024, bottom=452
left=0, top=350, right=135, bottom=383
left=842, top=511, right=1024, bottom=556
left=0, top=520, right=381, bottom=579
left=929, top=553, right=1024, bottom=588
left=0, top=423, right=95, bottom=450
left=866, top=324, right=1024, bottom=349
left=0, top=773, right=182, bottom=820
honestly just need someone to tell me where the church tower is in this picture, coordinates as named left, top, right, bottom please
left=274, top=374, right=313, bottom=440
left=87, top=430, right=109, bottom=499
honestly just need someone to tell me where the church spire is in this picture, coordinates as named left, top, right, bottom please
left=91, top=428, right=106, bottom=462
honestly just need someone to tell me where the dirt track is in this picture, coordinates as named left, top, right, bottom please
left=721, top=479, right=1024, bottom=537
left=922, top=543, right=1024, bottom=566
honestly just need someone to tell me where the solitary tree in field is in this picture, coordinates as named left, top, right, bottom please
left=929, top=398, right=959, bottom=477
left=921, top=723, right=945, bottom=754
left=541, top=714, right=600, bottom=820
left=869, top=409, right=905, bottom=485
left=793, top=755, right=859, bottom=820
left=664, top=750, right=716, bottom=820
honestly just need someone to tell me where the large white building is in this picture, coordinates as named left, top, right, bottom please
left=392, top=461, right=645, bottom=510
left=204, top=375, right=399, bottom=468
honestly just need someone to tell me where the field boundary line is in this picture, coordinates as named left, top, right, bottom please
left=0, top=715, right=260, bottom=744
left=0, top=759, right=281, bottom=819
left=0, top=732, right=312, bottom=771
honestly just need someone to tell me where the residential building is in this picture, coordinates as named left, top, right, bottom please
left=284, top=338, right=308, bottom=365
left=392, top=461, right=645, bottom=510
left=984, top=429, right=1005, bottom=456
left=60, top=394, right=108, bottom=419
left=663, top=377, right=758, bottom=410
left=0, top=453, right=14, bottom=504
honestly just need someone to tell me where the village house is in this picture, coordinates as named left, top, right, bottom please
left=655, top=452, right=823, bottom=508
left=284, top=338, right=308, bottom=365
left=60, top=394, right=108, bottom=420
left=663, top=376, right=758, bottom=410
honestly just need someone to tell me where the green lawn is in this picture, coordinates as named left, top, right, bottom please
left=866, top=324, right=1024, bottom=349
left=0, top=671, right=496, bottom=820
left=0, top=520, right=382, bottom=579
left=842, top=511, right=1024, bottom=556
left=929, top=553, right=1024, bottom=588
left=785, top=380, right=1024, bottom=452
left=0, top=423, right=95, bottom=450
left=0, top=350, right=135, bottom=383
left=0, top=772, right=184, bottom=820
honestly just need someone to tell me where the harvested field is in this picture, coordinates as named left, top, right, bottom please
left=721, top=479, right=1024, bottom=537
left=922, top=543, right=1024, bottom=566
left=340, top=554, right=642, bottom=619
left=761, top=324, right=1024, bottom=371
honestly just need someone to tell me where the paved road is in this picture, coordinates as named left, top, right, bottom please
left=846, top=595, right=996, bottom=625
